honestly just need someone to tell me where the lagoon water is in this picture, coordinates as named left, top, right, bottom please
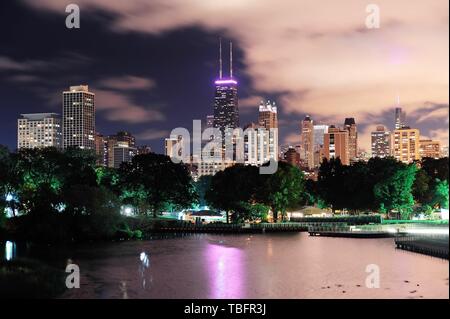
left=2, top=233, right=449, bottom=299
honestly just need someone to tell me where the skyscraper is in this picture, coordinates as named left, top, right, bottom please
left=394, top=107, right=406, bottom=130
left=392, top=127, right=420, bottom=163
left=213, top=40, right=239, bottom=151
left=17, top=113, right=62, bottom=149
left=300, top=115, right=314, bottom=169
left=371, top=125, right=391, bottom=158
left=344, top=118, right=358, bottom=160
left=258, top=100, right=278, bottom=161
left=323, top=126, right=349, bottom=165
left=94, top=132, right=108, bottom=166
left=63, top=85, right=95, bottom=150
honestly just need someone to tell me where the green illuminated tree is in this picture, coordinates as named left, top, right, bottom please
left=119, top=153, right=197, bottom=217
left=374, top=164, right=417, bottom=219
left=432, top=179, right=449, bottom=210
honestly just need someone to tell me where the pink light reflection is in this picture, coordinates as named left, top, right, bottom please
left=205, top=243, right=244, bottom=298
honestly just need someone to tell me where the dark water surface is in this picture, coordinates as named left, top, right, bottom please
left=2, top=233, right=449, bottom=298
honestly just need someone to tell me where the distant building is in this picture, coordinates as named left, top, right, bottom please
left=137, top=145, right=152, bottom=155
left=206, top=115, right=214, bottom=129
left=300, top=115, right=314, bottom=169
left=165, top=134, right=185, bottom=161
left=419, top=139, right=441, bottom=159
left=323, top=126, right=349, bottom=165
left=394, top=107, right=406, bottom=130
left=106, top=131, right=136, bottom=168
left=213, top=41, right=239, bottom=157
left=244, top=122, right=276, bottom=166
left=112, top=142, right=137, bottom=169
left=62, top=85, right=95, bottom=150
left=371, top=125, right=391, bottom=158
left=344, top=118, right=358, bottom=160
left=94, top=133, right=108, bottom=166
left=17, top=113, right=62, bottom=149
left=442, top=146, right=449, bottom=158
left=392, top=127, right=420, bottom=163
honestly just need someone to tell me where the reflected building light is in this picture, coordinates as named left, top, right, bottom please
left=140, top=252, right=150, bottom=268
left=205, top=243, right=244, bottom=298
left=5, top=241, right=16, bottom=261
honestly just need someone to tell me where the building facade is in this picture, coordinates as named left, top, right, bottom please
left=344, top=118, right=358, bottom=161
left=62, top=85, right=95, bottom=150
left=419, top=139, right=441, bottom=159
left=17, top=113, right=62, bottom=149
left=392, top=127, right=420, bottom=163
left=371, top=125, right=391, bottom=158
left=300, top=115, right=314, bottom=169
left=323, top=126, right=349, bottom=165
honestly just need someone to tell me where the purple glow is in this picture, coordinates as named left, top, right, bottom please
left=215, top=79, right=238, bottom=85
left=205, top=243, right=244, bottom=298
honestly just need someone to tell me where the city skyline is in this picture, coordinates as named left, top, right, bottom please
left=0, top=1, right=448, bottom=155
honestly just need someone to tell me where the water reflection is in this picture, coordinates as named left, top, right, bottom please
left=138, top=251, right=151, bottom=291
left=205, top=243, right=244, bottom=298
left=4, top=241, right=16, bottom=261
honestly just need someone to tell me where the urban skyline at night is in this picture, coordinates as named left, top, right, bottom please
left=0, top=1, right=448, bottom=156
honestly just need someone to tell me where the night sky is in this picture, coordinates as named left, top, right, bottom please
left=0, top=1, right=448, bottom=154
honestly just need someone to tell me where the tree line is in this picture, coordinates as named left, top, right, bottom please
left=1, top=145, right=448, bottom=241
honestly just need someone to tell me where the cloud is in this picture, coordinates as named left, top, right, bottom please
left=98, top=75, right=156, bottom=91
left=283, top=132, right=300, bottom=146
left=94, top=88, right=165, bottom=123
left=135, top=128, right=170, bottom=141
left=23, top=0, right=449, bottom=149
left=415, top=105, right=449, bottom=123
left=428, top=128, right=449, bottom=145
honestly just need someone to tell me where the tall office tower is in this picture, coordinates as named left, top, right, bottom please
left=371, top=125, right=391, bottom=158
left=17, top=113, right=62, bottom=149
left=344, top=118, right=358, bottom=160
left=258, top=100, right=278, bottom=161
left=213, top=40, right=239, bottom=156
left=94, top=133, right=108, bottom=166
left=394, top=107, right=406, bottom=130
left=419, top=139, right=441, bottom=159
left=323, top=125, right=350, bottom=165
left=63, top=85, right=95, bottom=150
left=392, top=127, right=420, bottom=163
left=106, top=131, right=136, bottom=168
left=300, top=115, right=314, bottom=169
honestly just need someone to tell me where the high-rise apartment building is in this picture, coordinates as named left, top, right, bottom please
left=371, top=125, right=391, bottom=158
left=344, top=118, right=358, bottom=160
left=258, top=100, right=278, bottom=162
left=62, top=85, right=95, bottom=150
left=419, top=139, right=441, bottom=159
left=323, top=126, right=349, bottom=165
left=300, top=115, right=314, bottom=169
left=17, top=113, right=62, bottom=149
left=392, top=127, right=420, bottom=163
left=284, top=147, right=300, bottom=167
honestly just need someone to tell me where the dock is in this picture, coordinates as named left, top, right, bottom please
left=395, top=235, right=449, bottom=259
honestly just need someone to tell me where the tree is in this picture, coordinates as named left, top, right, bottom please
left=432, top=179, right=449, bottom=210
left=317, top=158, right=346, bottom=212
left=374, top=164, right=417, bottom=219
left=412, top=168, right=432, bottom=205
left=206, top=164, right=262, bottom=223
left=194, top=175, right=213, bottom=208
left=421, top=157, right=449, bottom=182
left=258, top=162, right=305, bottom=222
left=119, top=153, right=197, bottom=217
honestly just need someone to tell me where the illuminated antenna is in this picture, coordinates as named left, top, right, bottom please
left=230, top=41, right=233, bottom=78
left=219, top=38, right=223, bottom=79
